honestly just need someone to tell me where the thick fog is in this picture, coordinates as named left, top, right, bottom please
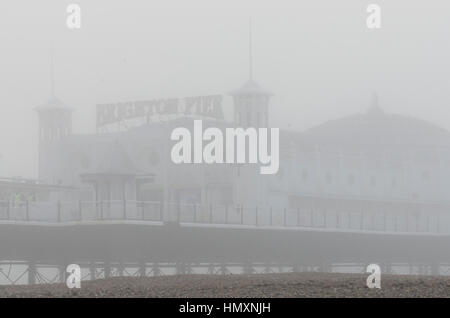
left=3, top=1, right=450, bottom=289
left=1, top=0, right=450, bottom=177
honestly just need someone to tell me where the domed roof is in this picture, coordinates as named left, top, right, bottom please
left=303, top=104, right=450, bottom=151
left=34, top=96, right=72, bottom=112
left=230, top=80, right=273, bottom=96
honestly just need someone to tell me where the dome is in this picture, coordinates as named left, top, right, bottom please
left=230, top=80, right=273, bottom=96
left=303, top=107, right=450, bottom=151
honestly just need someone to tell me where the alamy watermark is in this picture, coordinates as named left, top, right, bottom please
left=366, top=263, right=381, bottom=289
left=366, top=4, right=381, bottom=29
left=66, top=264, right=81, bottom=289
left=66, top=4, right=81, bottom=29
left=170, top=120, right=279, bottom=175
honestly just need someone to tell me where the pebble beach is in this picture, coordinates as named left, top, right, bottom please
left=0, top=272, right=449, bottom=298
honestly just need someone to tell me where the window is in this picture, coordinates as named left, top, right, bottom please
left=347, top=173, right=355, bottom=186
left=370, top=176, right=377, bottom=187
left=302, top=169, right=308, bottom=181
left=326, top=171, right=332, bottom=184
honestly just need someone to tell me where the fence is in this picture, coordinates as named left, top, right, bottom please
left=0, top=200, right=448, bottom=234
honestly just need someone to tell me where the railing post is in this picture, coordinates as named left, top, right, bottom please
left=123, top=199, right=127, bottom=220
left=192, top=203, right=196, bottom=223
left=297, top=208, right=300, bottom=227
left=225, top=204, right=228, bottom=224
left=255, top=206, right=258, bottom=226
left=270, top=206, right=273, bottom=226
left=360, top=209, right=364, bottom=230
left=209, top=204, right=213, bottom=223
left=78, top=200, right=82, bottom=221
left=57, top=201, right=61, bottom=222
left=406, top=212, right=409, bottom=232
left=437, top=214, right=440, bottom=233
left=159, top=201, right=163, bottom=221
left=26, top=200, right=29, bottom=222
left=284, top=208, right=287, bottom=227
left=348, top=211, right=351, bottom=229
left=177, top=201, right=181, bottom=223
left=310, top=209, right=313, bottom=227
left=371, top=213, right=375, bottom=231
left=100, top=200, right=103, bottom=220
left=240, top=204, right=244, bottom=225
left=336, top=211, right=339, bottom=229
left=6, top=200, right=10, bottom=220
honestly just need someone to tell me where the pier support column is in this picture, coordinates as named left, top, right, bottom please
left=383, top=262, right=392, bottom=275
left=89, top=263, right=96, bottom=280
left=117, top=263, right=124, bottom=277
left=58, top=264, right=66, bottom=283
left=152, top=263, right=162, bottom=276
left=176, top=262, right=186, bottom=275
left=139, top=261, right=146, bottom=277
left=219, top=263, right=228, bottom=275
left=104, top=262, right=111, bottom=278
left=319, top=262, right=332, bottom=273
left=431, top=263, right=439, bottom=276
left=207, top=263, right=215, bottom=275
left=264, top=264, right=273, bottom=274
left=243, top=262, right=255, bottom=275
left=28, top=261, right=36, bottom=285
left=292, top=264, right=301, bottom=273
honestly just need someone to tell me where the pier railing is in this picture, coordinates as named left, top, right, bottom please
left=0, top=200, right=448, bottom=234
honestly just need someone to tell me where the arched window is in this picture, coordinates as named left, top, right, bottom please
left=347, top=174, right=355, bottom=186
left=326, top=171, right=332, bottom=184
left=302, top=169, right=308, bottom=181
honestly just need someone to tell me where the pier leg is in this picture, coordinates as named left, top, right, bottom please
left=139, top=261, right=146, bottom=277
left=28, top=261, right=36, bottom=285
left=89, top=263, right=96, bottom=280
left=104, top=262, right=111, bottom=278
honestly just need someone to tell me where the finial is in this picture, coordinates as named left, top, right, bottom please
left=249, top=17, right=253, bottom=81
left=367, top=92, right=384, bottom=116
left=371, top=92, right=379, bottom=108
left=50, top=42, right=55, bottom=97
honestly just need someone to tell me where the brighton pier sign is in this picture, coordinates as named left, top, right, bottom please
left=96, top=95, right=224, bottom=128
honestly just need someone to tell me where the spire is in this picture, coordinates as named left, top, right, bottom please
left=229, top=18, right=272, bottom=96
left=371, top=92, right=379, bottom=108
left=35, top=43, right=72, bottom=111
left=50, top=43, right=55, bottom=97
left=249, top=17, right=253, bottom=81
left=367, top=92, right=384, bottom=117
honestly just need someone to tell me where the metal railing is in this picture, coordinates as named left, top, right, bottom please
left=0, top=200, right=448, bottom=234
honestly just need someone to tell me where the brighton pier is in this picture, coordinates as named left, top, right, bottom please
left=1, top=72, right=450, bottom=284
